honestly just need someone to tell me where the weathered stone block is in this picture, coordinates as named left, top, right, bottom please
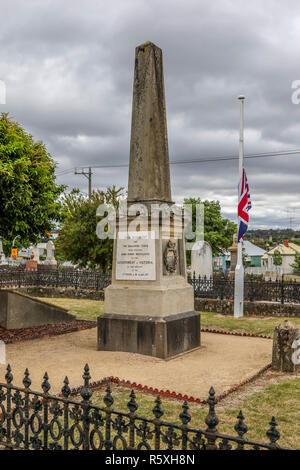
left=272, top=320, right=300, bottom=373
left=0, top=290, right=75, bottom=329
left=97, top=311, right=200, bottom=359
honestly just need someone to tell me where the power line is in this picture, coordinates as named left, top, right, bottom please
left=55, top=148, right=300, bottom=175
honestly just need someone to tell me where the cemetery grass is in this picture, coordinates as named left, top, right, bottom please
left=36, top=298, right=103, bottom=321
left=91, top=378, right=300, bottom=449
left=37, top=298, right=300, bottom=335
left=200, top=312, right=300, bottom=336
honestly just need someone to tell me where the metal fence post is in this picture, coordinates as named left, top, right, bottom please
left=281, top=274, right=284, bottom=305
left=205, top=387, right=218, bottom=450
left=80, top=364, right=92, bottom=450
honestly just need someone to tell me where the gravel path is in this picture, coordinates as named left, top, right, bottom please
left=0, top=329, right=272, bottom=398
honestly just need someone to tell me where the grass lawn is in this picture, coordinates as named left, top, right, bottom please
left=38, top=297, right=300, bottom=336
left=92, top=378, right=300, bottom=449
left=37, top=298, right=103, bottom=321
left=200, top=311, right=300, bottom=336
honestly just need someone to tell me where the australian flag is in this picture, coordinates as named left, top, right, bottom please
left=238, top=168, right=252, bottom=242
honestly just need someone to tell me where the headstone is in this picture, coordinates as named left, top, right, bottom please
left=191, top=241, right=212, bottom=278
left=44, top=240, right=57, bottom=266
left=25, top=253, right=38, bottom=272
left=0, top=238, right=6, bottom=265
left=98, top=42, right=200, bottom=359
left=228, top=233, right=238, bottom=276
left=272, top=320, right=300, bottom=373
left=31, top=245, right=40, bottom=263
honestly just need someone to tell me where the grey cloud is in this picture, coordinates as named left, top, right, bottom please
left=1, top=0, right=300, bottom=229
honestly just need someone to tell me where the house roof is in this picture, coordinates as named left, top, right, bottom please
left=243, top=241, right=266, bottom=257
left=262, top=242, right=300, bottom=259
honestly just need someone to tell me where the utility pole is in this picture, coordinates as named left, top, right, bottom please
left=74, top=167, right=92, bottom=197
left=234, top=95, right=245, bottom=319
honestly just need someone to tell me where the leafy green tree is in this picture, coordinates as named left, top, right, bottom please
left=184, top=197, right=236, bottom=264
left=242, top=249, right=251, bottom=268
left=55, top=187, right=123, bottom=271
left=291, top=253, right=300, bottom=274
left=272, top=249, right=283, bottom=267
left=272, top=249, right=283, bottom=276
left=0, top=113, right=64, bottom=254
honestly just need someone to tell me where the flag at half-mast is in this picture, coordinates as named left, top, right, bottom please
left=238, top=168, right=251, bottom=242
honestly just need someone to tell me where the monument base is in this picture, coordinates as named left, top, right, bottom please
left=97, top=311, right=200, bottom=359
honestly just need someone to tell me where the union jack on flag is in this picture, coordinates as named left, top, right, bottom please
left=238, top=168, right=252, bottom=242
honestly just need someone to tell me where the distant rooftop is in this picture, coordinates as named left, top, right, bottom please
left=243, top=240, right=266, bottom=257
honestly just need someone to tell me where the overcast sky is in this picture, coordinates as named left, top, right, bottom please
left=1, top=0, right=300, bottom=229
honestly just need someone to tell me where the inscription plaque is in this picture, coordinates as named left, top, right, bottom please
left=116, top=231, right=156, bottom=280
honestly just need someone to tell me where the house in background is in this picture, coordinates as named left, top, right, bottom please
left=243, top=241, right=266, bottom=265
left=261, top=240, right=300, bottom=275
left=213, top=241, right=266, bottom=275
left=213, top=250, right=230, bottom=273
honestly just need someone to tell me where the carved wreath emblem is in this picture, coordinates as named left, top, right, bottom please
left=164, top=240, right=178, bottom=274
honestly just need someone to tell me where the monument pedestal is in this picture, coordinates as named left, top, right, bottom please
left=97, top=42, right=200, bottom=359
left=98, top=311, right=200, bottom=359
left=98, top=226, right=201, bottom=359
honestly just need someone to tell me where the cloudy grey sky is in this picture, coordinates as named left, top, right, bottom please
left=1, top=0, right=300, bottom=228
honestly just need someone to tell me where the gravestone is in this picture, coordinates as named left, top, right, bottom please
left=272, top=320, right=300, bottom=373
left=98, top=42, right=200, bottom=359
left=31, top=245, right=40, bottom=263
left=0, top=238, right=6, bottom=265
left=44, top=240, right=57, bottom=267
left=25, top=253, right=38, bottom=272
left=228, top=234, right=238, bottom=274
left=191, top=241, right=213, bottom=278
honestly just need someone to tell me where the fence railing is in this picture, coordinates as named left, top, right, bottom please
left=189, top=274, right=300, bottom=304
left=0, top=268, right=111, bottom=291
left=0, top=268, right=300, bottom=304
left=0, top=364, right=287, bottom=450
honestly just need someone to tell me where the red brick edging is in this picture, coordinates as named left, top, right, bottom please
left=68, top=362, right=272, bottom=405
left=67, top=328, right=273, bottom=403
left=201, top=326, right=272, bottom=340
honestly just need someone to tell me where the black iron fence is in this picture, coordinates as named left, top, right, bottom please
left=0, top=364, right=287, bottom=450
left=0, top=268, right=300, bottom=304
left=189, top=274, right=300, bottom=304
left=0, top=268, right=111, bottom=291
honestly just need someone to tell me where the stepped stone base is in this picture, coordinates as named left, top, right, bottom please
left=97, top=311, right=200, bottom=359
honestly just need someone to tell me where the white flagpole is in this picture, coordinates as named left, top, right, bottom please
left=234, top=95, right=245, bottom=318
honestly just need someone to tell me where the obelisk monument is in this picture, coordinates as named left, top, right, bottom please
left=97, top=42, right=200, bottom=359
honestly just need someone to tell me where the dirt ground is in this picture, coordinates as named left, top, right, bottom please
left=0, top=329, right=272, bottom=399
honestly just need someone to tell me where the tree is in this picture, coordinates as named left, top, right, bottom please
left=183, top=197, right=237, bottom=264
left=55, top=187, right=123, bottom=271
left=272, top=249, right=283, bottom=276
left=0, top=113, right=64, bottom=254
left=242, top=249, right=251, bottom=268
left=291, top=253, right=300, bottom=274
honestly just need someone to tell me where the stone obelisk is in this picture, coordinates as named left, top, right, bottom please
left=97, top=42, right=200, bottom=359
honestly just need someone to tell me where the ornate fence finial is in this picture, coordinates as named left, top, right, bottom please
left=266, top=416, right=280, bottom=448
left=234, top=410, right=248, bottom=448
left=127, top=389, right=138, bottom=414
left=61, top=376, right=71, bottom=398
left=103, top=383, right=114, bottom=407
left=179, top=401, right=191, bottom=425
left=234, top=410, right=248, bottom=437
left=152, top=395, right=164, bottom=419
left=23, top=368, right=31, bottom=389
left=5, top=364, right=13, bottom=384
left=205, top=386, right=219, bottom=432
left=80, top=364, right=92, bottom=403
left=42, top=372, right=51, bottom=394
